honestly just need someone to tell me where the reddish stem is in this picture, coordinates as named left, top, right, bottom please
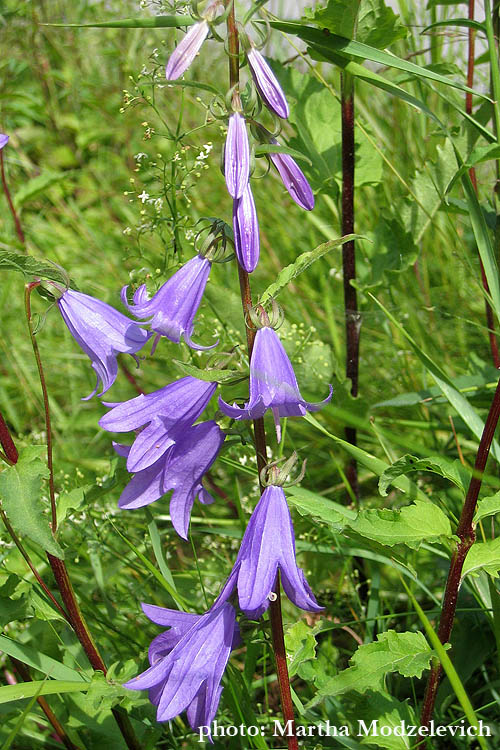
left=0, top=149, right=25, bottom=246
left=0, top=412, right=18, bottom=464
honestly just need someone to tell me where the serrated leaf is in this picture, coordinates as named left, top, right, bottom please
left=379, top=454, right=470, bottom=496
left=286, top=485, right=355, bottom=530
left=0, top=446, right=64, bottom=559
left=305, top=0, right=406, bottom=49
left=462, top=538, right=500, bottom=579
left=0, top=250, right=68, bottom=283
left=474, top=492, right=500, bottom=523
left=13, top=171, right=71, bottom=209
left=348, top=500, right=452, bottom=548
left=172, top=359, right=241, bottom=383
left=304, top=0, right=361, bottom=39
left=307, top=631, right=434, bottom=705
left=260, top=236, right=359, bottom=302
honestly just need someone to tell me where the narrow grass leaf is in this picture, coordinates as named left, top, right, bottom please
left=0, top=681, right=89, bottom=704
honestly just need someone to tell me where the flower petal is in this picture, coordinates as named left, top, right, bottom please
left=247, top=48, right=289, bottom=119
left=165, top=21, right=209, bottom=81
left=224, top=113, right=250, bottom=199
left=233, top=183, right=260, bottom=273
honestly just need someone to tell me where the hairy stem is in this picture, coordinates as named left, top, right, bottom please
left=0, top=149, right=25, bottom=246
left=24, top=283, right=142, bottom=750
left=225, top=5, right=298, bottom=748
left=420, top=375, right=500, bottom=728
left=341, top=72, right=360, bottom=500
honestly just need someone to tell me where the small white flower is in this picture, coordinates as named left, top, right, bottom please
left=138, top=190, right=149, bottom=203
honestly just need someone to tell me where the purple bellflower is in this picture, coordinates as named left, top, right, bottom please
left=115, top=420, right=225, bottom=539
left=269, top=139, right=314, bottom=211
left=222, top=485, right=322, bottom=619
left=165, top=21, right=209, bottom=81
left=225, top=113, right=250, bottom=199
left=233, top=183, right=260, bottom=273
left=121, top=254, right=215, bottom=351
left=247, top=47, right=289, bottom=119
left=0, top=134, right=9, bottom=150
left=57, top=289, right=150, bottom=400
left=99, top=376, right=217, bottom=472
left=124, top=601, right=239, bottom=733
left=219, top=325, right=332, bottom=441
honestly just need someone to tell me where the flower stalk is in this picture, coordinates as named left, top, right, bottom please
left=225, top=4, right=299, bottom=748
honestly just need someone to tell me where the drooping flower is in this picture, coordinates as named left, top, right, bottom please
left=224, top=113, right=250, bottom=199
left=232, top=183, right=260, bottom=272
left=57, top=289, right=151, bottom=400
left=219, top=325, right=332, bottom=440
left=99, top=376, right=217, bottom=472
left=246, top=47, right=289, bottom=119
left=124, top=601, right=239, bottom=733
left=269, top=139, right=314, bottom=211
left=221, top=485, right=322, bottom=619
left=165, top=21, right=209, bottom=81
left=115, top=420, right=225, bottom=539
left=0, top=134, right=9, bottom=150
left=121, top=254, right=215, bottom=350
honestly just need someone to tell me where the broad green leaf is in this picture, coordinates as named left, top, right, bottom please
left=269, top=21, right=486, bottom=98
left=0, top=595, right=29, bottom=627
left=0, top=250, right=68, bottom=284
left=307, top=631, right=434, bottom=705
left=0, top=635, right=88, bottom=682
left=0, top=446, right=64, bottom=559
left=172, top=359, right=241, bottom=383
left=348, top=500, right=452, bottom=548
left=367, top=294, right=500, bottom=463
left=28, top=588, right=67, bottom=623
left=285, top=621, right=317, bottom=679
left=304, top=0, right=362, bottom=39
left=474, top=492, right=500, bottom=523
left=356, top=217, right=417, bottom=290
left=45, top=15, right=197, bottom=28
left=305, top=0, right=407, bottom=48
left=13, top=172, right=71, bottom=209
left=379, top=454, right=470, bottom=496
left=345, top=692, right=417, bottom=750
left=56, top=486, right=86, bottom=526
left=462, top=538, right=500, bottom=578
left=261, top=235, right=359, bottom=302
left=0, top=680, right=89, bottom=704
left=286, top=485, right=356, bottom=530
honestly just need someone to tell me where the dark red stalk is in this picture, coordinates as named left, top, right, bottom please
left=0, top=149, right=25, bottom=246
left=24, top=283, right=142, bottom=750
left=0, top=412, right=18, bottom=464
left=341, top=74, right=360, bottom=500
left=225, top=7, right=298, bottom=749
left=466, top=0, right=500, bottom=367
left=420, top=375, right=500, bottom=729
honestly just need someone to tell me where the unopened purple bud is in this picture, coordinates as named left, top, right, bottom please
left=225, top=113, right=250, bottom=199
left=247, top=47, right=289, bottom=119
left=0, top=134, right=9, bottom=150
left=269, top=139, right=314, bottom=211
left=165, top=21, right=209, bottom=81
left=233, top=183, right=260, bottom=273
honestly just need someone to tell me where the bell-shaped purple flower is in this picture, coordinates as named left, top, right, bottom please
left=222, top=485, right=322, bottom=619
left=121, top=254, right=215, bottom=351
left=0, top=134, right=9, bottom=150
left=115, top=420, right=225, bottom=539
left=219, top=325, right=332, bottom=441
left=225, top=113, right=250, bottom=200
left=57, top=289, right=150, bottom=400
left=99, top=376, right=217, bottom=472
left=124, top=601, right=239, bottom=732
left=269, top=139, right=314, bottom=211
left=247, top=47, right=289, bottom=119
left=165, top=21, right=209, bottom=81
left=233, top=183, right=260, bottom=273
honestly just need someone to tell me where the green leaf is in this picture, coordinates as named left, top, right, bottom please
left=0, top=446, right=64, bottom=559
left=28, top=589, right=67, bottom=623
left=254, top=143, right=312, bottom=164
left=423, top=18, right=486, bottom=33
left=462, top=538, right=500, bottom=578
left=356, top=0, right=407, bottom=48
left=285, top=621, right=317, bottom=679
left=56, top=487, right=86, bottom=526
left=348, top=500, right=452, bottom=548
left=307, top=630, right=434, bottom=705
left=44, top=15, right=198, bottom=28
left=345, top=692, right=418, bottom=750
left=0, top=635, right=88, bottom=682
left=304, top=0, right=362, bottom=39
left=0, top=595, right=29, bottom=627
left=260, top=235, right=360, bottom=302
left=0, top=680, right=89, bottom=704
left=379, top=454, right=470, bottom=496
left=13, top=172, right=71, bottom=209
left=172, top=359, right=241, bottom=383
left=0, top=250, right=68, bottom=284
left=287, top=485, right=356, bottom=530
left=474, top=492, right=500, bottom=523
left=356, top=217, right=417, bottom=290
left=269, top=21, right=486, bottom=98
